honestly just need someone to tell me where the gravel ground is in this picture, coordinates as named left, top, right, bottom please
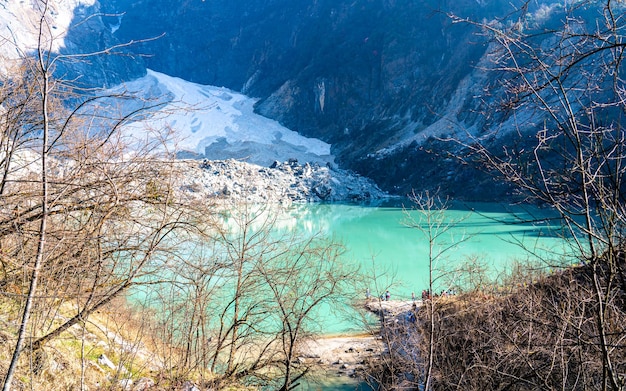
left=176, top=158, right=389, bottom=205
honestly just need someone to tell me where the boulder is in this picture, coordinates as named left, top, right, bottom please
left=97, top=354, right=116, bottom=371
left=132, top=377, right=155, bottom=391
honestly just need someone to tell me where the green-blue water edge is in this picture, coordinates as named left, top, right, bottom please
left=283, top=199, right=576, bottom=333
left=130, top=199, right=576, bottom=390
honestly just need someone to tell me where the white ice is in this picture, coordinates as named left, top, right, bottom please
left=118, top=70, right=334, bottom=166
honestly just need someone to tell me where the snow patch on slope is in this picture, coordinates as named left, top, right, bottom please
left=0, top=0, right=95, bottom=74
left=119, top=70, right=334, bottom=166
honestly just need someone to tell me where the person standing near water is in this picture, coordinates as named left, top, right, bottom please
left=385, top=290, right=390, bottom=301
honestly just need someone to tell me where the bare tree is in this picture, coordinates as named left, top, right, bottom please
left=138, top=201, right=357, bottom=390
left=0, top=3, right=359, bottom=390
left=400, top=191, right=471, bottom=390
left=357, top=191, right=472, bottom=391
left=0, top=3, right=193, bottom=390
left=256, top=232, right=350, bottom=391
left=427, top=0, right=626, bottom=389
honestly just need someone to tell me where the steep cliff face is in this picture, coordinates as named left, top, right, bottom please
left=103, top=0, right=515, bottom=197
left=55, top=2, right=147, bottom=88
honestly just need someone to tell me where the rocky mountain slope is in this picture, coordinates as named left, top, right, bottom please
left=2, top=0, right=611, bottom=200
left=178, top=158, right=388, bottom=204
left=104, top=0, right=584, bottom=199
left=104, top=0, right=506, bottom=198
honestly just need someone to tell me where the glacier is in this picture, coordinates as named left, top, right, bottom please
left=115, top=70, right=334, bottom=167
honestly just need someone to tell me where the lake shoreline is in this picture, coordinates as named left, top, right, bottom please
left=303, top=299, right=420, bottom=378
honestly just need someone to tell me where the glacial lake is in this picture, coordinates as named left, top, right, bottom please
left=131, top=199, right=576, bottom=391
left=134, top=199, right=576, bottom=334
left=279, top=199, right=576, bottom=333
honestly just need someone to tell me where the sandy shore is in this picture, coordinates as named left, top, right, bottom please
left=302, top=333, right=382, bottom=380
left=300, top=300, right=420, bottom=378
left=305, top=334, right=381, bottom=363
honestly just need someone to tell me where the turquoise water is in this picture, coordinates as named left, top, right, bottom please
left=284, top=200, right=574, bottom=311
left=274, top=200, right=575, bottom=389
left=134, top=200, right=574, bottom=334
left=131, top=200, right=574, bottom=390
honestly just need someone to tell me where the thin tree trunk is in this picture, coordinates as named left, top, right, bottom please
left=227, top=267, right=242, bottom=374
left=2, top=13, right=51, bottom=387
left=425, top=224, right=435, bottom=391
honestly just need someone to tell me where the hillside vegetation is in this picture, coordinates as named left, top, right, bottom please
left=2, top=1, right=626, bottom=390
left=360, top=1, right=626, bottom=389
left=364, top=258, right=626, bottom=390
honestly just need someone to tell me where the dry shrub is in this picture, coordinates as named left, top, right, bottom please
left=364, top=258, right=626, bottom=391
left=418, top=262, right=626, bottom=390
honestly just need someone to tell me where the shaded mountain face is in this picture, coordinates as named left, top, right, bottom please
left=103, top=0, right=515, bottom=198
left=0, top=1, right=145, bottom=87
left=56, top=3, right=146, bottom=88
left=95, top=0, right=615, bottom=200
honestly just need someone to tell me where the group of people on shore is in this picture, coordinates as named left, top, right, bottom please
left=421, top=289, right=457, bottom=300
left=366, top=288, right=457, bottom=302
left=365, top=288, right=391, bottom=301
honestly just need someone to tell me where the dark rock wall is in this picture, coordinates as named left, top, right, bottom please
left=91, top=0, right=626, bottom=202
left=101, top=0, right=517, bottom=198
left=108, top=0, right=495, bottom=140
left=54, top=2, right=146, bottom=88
